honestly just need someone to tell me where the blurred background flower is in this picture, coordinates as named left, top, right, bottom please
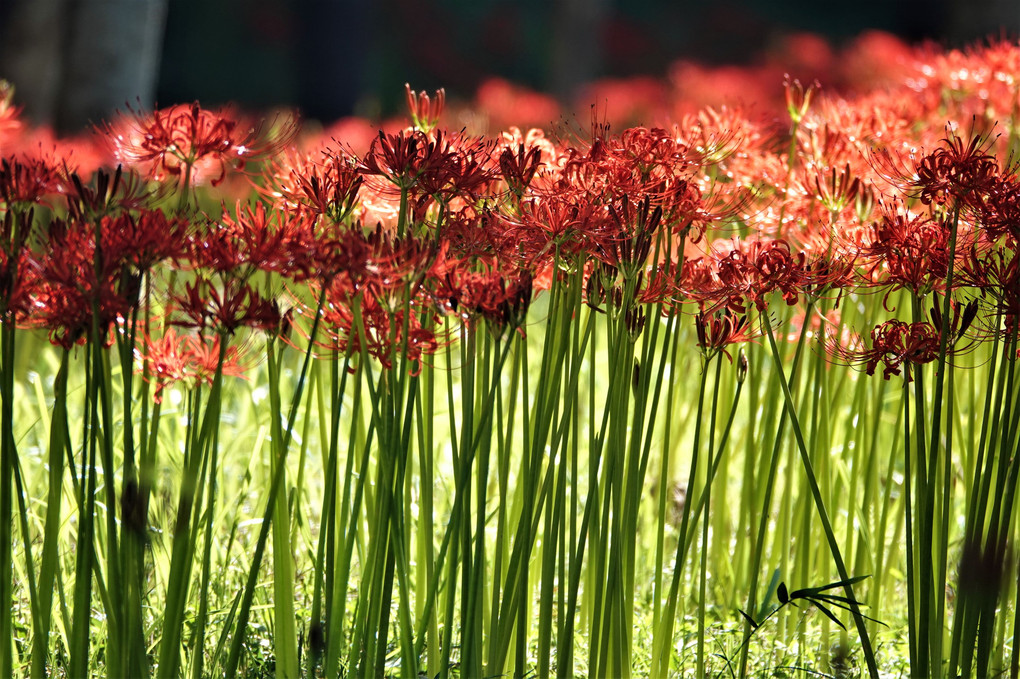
left=0, top=0, right=1014, bottom=133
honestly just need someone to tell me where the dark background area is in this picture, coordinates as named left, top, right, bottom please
left=0, top=0, right=1015, bottom=132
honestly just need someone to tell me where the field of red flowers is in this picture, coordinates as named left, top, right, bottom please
left=2, top=31, right=1019, bottom=678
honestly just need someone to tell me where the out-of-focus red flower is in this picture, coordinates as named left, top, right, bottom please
left=576, top=77, right=670, bottom=129
left=667, top=61, right=778, bottom=116
left=263, top=147, right=363, bottom=222
left=475, top=78, right=561, bottom=131
left=139, top=328, right=248, bottom=403
left=837, top=31, right=917, bottom=92
left=768, top=33, right=835, bottom=84
left=104, top=102, right=299, bottom=187
left=0, top=81, right=23, bottom=150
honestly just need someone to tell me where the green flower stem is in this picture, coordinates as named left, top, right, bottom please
left=737, top=309, right=811, bottom=678
left=651, top=315, right=684, bottom=630
left=651, top=349, right=710, bottom=677
left=69, top=338, right=100, bottom=679
left=920, top=204, right=961, bottom=674
left=266, top=334, right=300, bottom=679
left=763, top=315, right=879, bottom=679
left=222, top=286, right=328, bottom=679
left=697, top=354, right=723, bottom=677
left=156, top=335, right=227, bottom=679
left=0, top=324, right=16, bottom=679
left=30, top=348, right=70, bottom=679
left=325, top=360, right=374, bottom=679
left=308, top=348, right=353, bottom=674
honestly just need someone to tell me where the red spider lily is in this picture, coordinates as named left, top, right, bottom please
left=32, top=218, right=131, bottom=348
left=830, top=319, right=941, bottom=380
left=0, top=155, right=62, bottom=207
left=499, top=143, right=542, bottom=198
left=0, top=210, right=38, bottom=324
left=439, top=207, right=497, bottom=261
left=61, top=164, right=164, bottom=221
left=99, top=210, right=190, bottom=275
left=957, top=245, right=1020, bottom=336
left=405, top=84, right=445, bottom=132
left=553, top=126, right=702, bottom=208
left=707, top=238, right=807, bottom=313
left=199, top=199, right=375, bottom=285
left=784, top=76, right=819, bottom=124
left=679, top=256, right=719, bottom=303
left=308, top=226, right=444, bottom=368
left=173, top=276, right=283, bottom=336
left=859, top=202, right=951, bottom=296
left=914, top=130, right=1000, bottom=208
left=501, top=196, right=614, bottom=268
left=361, top=229, right=441, bottom=311
left=358, top=128, right=457, bottom=192
left=597, top=195, right=661, bottom=272
left=104, top=102, right=299, bottom=187
left=871, top=128, right=1001, bottom=210
left=498, top=127, right=562, bottom=187
left=262, top=147, right=363, bottom=222
left=310, top=224, right=439, bottom=312
left=928, top=297, right=980, bottom=349
left=190, top=201, right=317, bottom=279
left=803, top=163, right=864, bottom=214
left=139, top=329, right=248, bottom=404
left=416, top=134, right=497, bottom=205
left=27, top=207, right=186, bottom=346
left=977, top=173, right=1020, bottom=245
left=318, top=286, right=439, bottom=371
left=429, top=259, right=533, bottom=332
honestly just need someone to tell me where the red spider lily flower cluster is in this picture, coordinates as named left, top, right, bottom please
left=0, top=34, right=1019, bottom=381
left=684, top=238, right=808, bottom=314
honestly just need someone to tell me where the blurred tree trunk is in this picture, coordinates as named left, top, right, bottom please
left=946, top=0, right=1019, bottom=43
left=550, top=0, right=610, bottom=104
left=0, top=0, right=66, bottom=125
left=0, top=0, right=167, bottom=133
